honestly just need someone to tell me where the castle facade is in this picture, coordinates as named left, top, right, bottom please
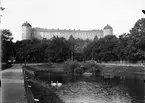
left=22, top=22, right=113, bottom=40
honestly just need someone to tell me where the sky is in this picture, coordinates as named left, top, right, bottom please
left=0, top=0, right=145, bottom=42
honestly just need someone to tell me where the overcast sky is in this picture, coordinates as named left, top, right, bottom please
left=1, top=0, right=145, bottom=41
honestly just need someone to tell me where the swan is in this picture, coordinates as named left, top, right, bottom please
left=83, top=72, right=92, bottom=76
left=51, top=81, right=57, bottom=87
left=56, top=81, right=62, bottom=87
left=34, top=98, right=39, bottom=102
left=28, top=85, right=31, bottom=87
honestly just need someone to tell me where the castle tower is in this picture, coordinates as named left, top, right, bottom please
left=22, top=21, right=32, bottom=40
left=103, top=24, right=113, bottom=37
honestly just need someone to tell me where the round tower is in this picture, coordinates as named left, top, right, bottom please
left=103, top=24, right=113, bottom=37
left=22, top=21, right=32, bottom=40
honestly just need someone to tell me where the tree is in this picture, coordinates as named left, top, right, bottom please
left=44, top=37, right=72, bottom=62
left=84, top=35, right=119, bottom=62
left=127, top=18, right=145, bottom=62
left=1, top=29, right=13, bottom=62
left=93, top=35, right=98, bottom=41
left=1, top=29, right=13, bottom=41
left=115, top=33, right=129, bottom=61
left=83, top=41, right=94, bottom=60
left=68, top=35, right=76, bottom=45
left=15, top=39, right=48, bottom=63
left=68, top=35, right=76, bottom=60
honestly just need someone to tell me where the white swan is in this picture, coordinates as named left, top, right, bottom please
left=28, top=85, right=32, bottom=88
left=51, top=81, right=57, bottom=87
left=56, top=81, right=62, bottom=87
left=34, top=98, right=39, bottom=102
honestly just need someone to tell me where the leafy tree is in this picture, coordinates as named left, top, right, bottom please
left=97, top=35, right=119, bottom=61
left=68, top=35, right=76, bottom=60
left=93, top=35, right=98, bottom=41
left=83, top=41, right=94, bottom=60
left=84, top=35, right=119, bottom=62
left=1, top=29, right=13, bottom=62
left=44, top=37, right=72, bottom=62
left=127, top=18, right=145, bottom=62
left=15, top=39, right=48, bottom=63
left=68, top=35, right=76, bottom=45
left=115, top=33, right=129, bottom=61
left=1, top=29, right=13, bottom=41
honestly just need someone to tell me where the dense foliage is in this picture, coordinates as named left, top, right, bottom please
left=63, top=60, right=101, bottom=75
left=44, top=37, right=72, bottom=62
left=15, top=39, right=48, bottom=63
left=2, top=18, right=145, bottom=63
left=1, top=29, right=13, bottom=62
left=84, top=18, right=145, bottom=62
left=84, top=35, right=119, bottom=62
left=14, top=37, right=72, bottom=63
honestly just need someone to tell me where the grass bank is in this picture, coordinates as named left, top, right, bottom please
left=99, top=64, right=145, bottom=78
left=23, top=61, right=145, bottom=78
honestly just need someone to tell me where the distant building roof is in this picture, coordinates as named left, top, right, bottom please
left=103, top=24, right=112, bottom=30
left=22, top=22, right=32, bottom=27
left=33, top=27, right=103, bottom=32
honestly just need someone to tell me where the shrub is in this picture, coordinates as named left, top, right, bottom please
left=63, top=60, right=80, bottom=74
left=81, top=60, right=101, bottom=74
left=2, top=62, right=12, bottom=70
left=81, top=60, right=97, bottom=69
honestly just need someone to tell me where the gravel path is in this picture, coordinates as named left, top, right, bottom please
left=1, top=64, right=26, bottom=103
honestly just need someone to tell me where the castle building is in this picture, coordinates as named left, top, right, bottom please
left=22, top=22, right=113, bottom=40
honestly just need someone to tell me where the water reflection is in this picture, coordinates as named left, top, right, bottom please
left=37, top=72, right=145, bottom=103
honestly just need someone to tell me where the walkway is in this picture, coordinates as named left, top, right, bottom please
left=1, top=64, right=26, bottom=103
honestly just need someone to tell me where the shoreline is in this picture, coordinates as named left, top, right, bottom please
left=98, top=63, right=145, bottom=67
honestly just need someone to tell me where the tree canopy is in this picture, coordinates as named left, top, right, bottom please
left=6, top=18, right=145, bottom=63
left=1, top=29, right=13, bottom=62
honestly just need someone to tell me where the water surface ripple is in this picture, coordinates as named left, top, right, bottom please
left=55, top=79, right=133, bottom=103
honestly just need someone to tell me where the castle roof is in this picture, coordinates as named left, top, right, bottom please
left=22, top=21, right=32, bottom=27
left=33, top=27, right=103, bottom=32
left=103, top=24, right=112, bottom=30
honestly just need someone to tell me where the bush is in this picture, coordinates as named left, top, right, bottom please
left=63, top=60, right=80, bottom=74
left=81, top=60, right=97, bottom=69
left=2, top=62, right=12, bottom=70
left=81, top=60, right=101, bottom=74
left=63, top=60, right=101, bottom=75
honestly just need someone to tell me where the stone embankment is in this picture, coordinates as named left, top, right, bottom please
left=23, top=65, right=64, bottom=103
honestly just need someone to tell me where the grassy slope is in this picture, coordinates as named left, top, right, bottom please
left=26, top=63, right=145, bottom=74
left=26, top=63, right=64, bottom=72
left=100, top=65, right=145, bottom=73
left=99, top=64, right=145, bottom=79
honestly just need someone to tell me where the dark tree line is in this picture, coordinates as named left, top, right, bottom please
left=2, top=18, right=145, bottom=63
left=1, top=29, right=13, bottom=62
left=13, top=37, right=72, bottom=63
left=84, top=18, right=145, bottom=62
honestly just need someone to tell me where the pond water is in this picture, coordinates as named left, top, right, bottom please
left=46, top=73, right=145, bottom=103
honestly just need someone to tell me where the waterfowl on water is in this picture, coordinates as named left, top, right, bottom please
left=34, top=98, right=39, bottom=102
left=28, top=85, right=32, bottom=88
left=51, top=81, right=57, bottom=87
left=83, top=72, right=92, bottom=76
left=56, top=81, right=62, bottom=87
left=50, top=81, right=62, bottom=87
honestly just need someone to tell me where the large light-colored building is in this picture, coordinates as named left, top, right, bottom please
left=22, top=22, right=113, bottom=40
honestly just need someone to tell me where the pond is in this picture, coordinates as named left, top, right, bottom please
left=44, top=73, right=145, bottom=103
